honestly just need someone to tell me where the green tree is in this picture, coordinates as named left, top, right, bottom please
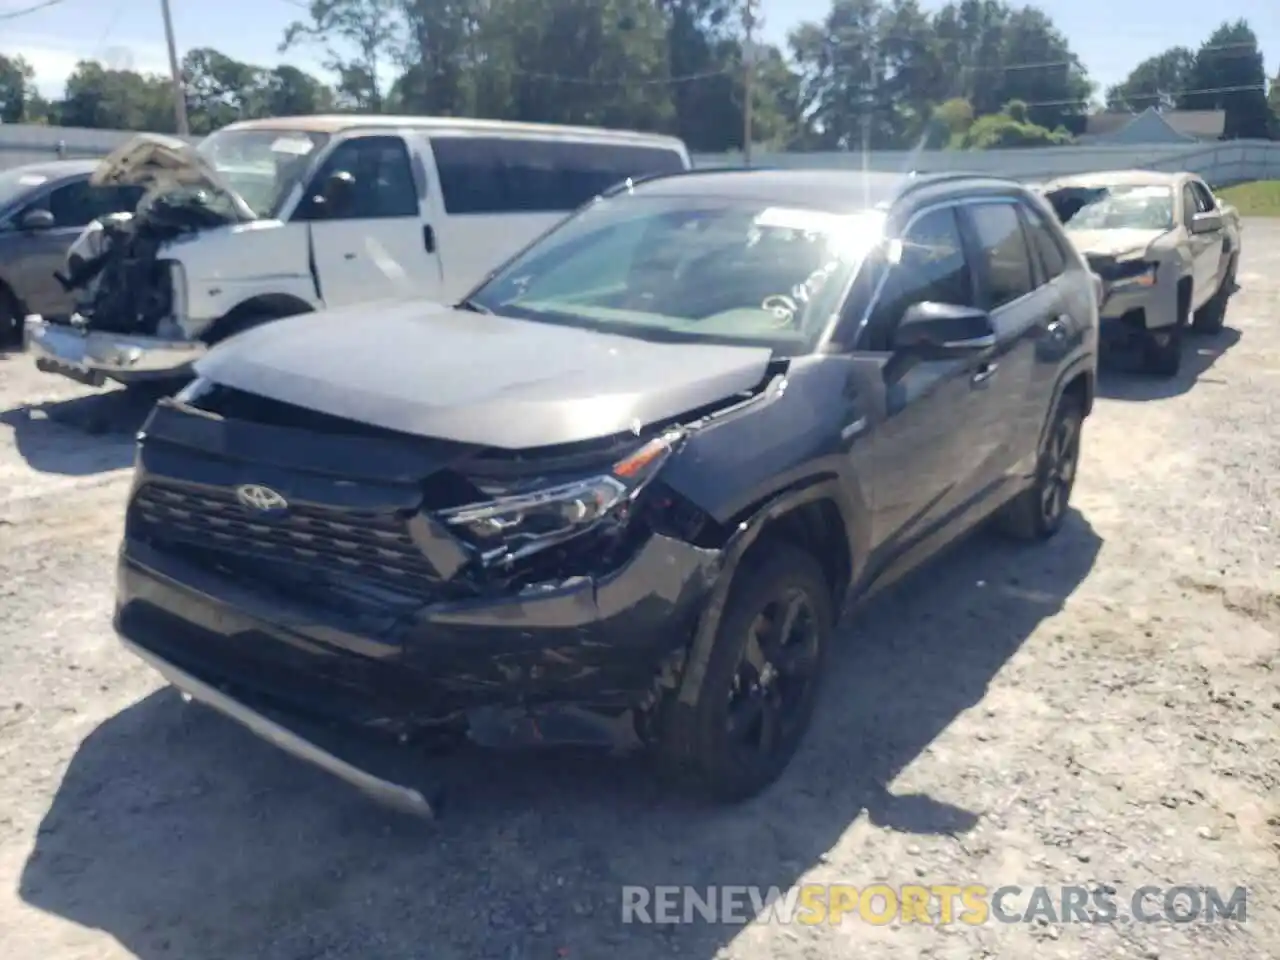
left=0, top=53, right=37, bottom=123
left=1179, top=21, right=1270, bottom=139
left=1105, top=47, right=1195, bottom=113
left=261, top=65, right=336, bottom=117
left=961, top=99, right=1072, bottom=148
left=182, top=47, right=266, bottom=133
left=280, top=0, right=404, bottom=111
left=57, top=60, right=176, bottom=131
left=471, top=0, right=674, bottom=130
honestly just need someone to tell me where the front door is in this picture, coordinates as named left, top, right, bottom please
left=299, top=135, right=443, bottom=309
left=1181, top=182, right=1218, bottom=308
left=852, top=204, right=996, bottom=564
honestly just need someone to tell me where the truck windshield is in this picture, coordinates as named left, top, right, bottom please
left=466, top=194, right=886, bottom=356
left=196, top=128, right=330, bottom=219
left=1046, top=184, right=1174, bottom=232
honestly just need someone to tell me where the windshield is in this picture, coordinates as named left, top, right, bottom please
left=196, top=128, right=330, bottom=219
left=1047, top=184, right=1174, bottom=232
left=0, top=167, right=52, bottom=213
left=467, top=194, right=886, bottom=355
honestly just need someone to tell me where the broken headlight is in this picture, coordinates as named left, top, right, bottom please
left=440, top=430, right=682, bottom=565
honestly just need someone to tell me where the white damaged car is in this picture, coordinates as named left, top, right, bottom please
left=1041, top=169, right=1241, bottom=377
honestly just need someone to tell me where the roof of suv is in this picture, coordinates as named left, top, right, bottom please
left=629, top=168, right=1028, bottom=213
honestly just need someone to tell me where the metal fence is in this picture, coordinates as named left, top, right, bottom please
left=694, top=140, right=1280, bottom=188
left=4, top=122, right=1279, bottom=188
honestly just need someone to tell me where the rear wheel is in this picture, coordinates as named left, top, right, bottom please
left=0, top=286, right=20, bottom=349
left=659, top=543, right=833, bottom=802
left=995, top=394, right=1083, bottom=541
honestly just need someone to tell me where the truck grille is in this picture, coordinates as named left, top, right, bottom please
left=131, top=482, right=440, bottom=589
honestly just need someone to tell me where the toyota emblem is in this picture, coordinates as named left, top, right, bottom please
left=235, top=484, right=289, bottom=512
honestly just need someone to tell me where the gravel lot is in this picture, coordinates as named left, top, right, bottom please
left=1, top=225, right=1277, bottom=960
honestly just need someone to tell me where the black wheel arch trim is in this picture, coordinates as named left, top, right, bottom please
left=673, top=476, right=862, bottom=709
left=1038, top=355, right=1095, bottom=455
left=203, top=293, right=315, bottom=342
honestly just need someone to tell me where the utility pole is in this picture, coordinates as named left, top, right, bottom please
left=159, top=0, right=190, bottom=135
left=742, top=0, right=758, bottom=167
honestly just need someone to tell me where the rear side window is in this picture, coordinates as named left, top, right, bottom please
left=1019, top=202, right=1068, bottom=281
left=430, top=137, right=686, bottom=215
left=966, top=203, right=1035, bottom=309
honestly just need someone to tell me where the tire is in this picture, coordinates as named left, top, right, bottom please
left=658, top=542, right=834, bottom=802
left=1141, top=323, right=1182, bottom=378
left=1192, top=254, right=1235, bottom=335
left=0, top=285, right=20, bottom=349
left=995, top=394, right=1084, bottom=542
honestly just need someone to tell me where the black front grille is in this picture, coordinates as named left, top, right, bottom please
left=131, top=482, right=440, bottom=589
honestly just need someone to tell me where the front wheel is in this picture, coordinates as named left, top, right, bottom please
left=659, top=543, right=834, bottom=802
left=1192, top=254, right=1235, bottom=335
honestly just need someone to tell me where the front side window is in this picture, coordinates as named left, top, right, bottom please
left=864, top=206, right=972, bottom=349
left=302, top=135, right=419, bottom=220
left=467, top=194, right=887, bottom=355
left=967, top=202, right=1035, bottom=310
left=1046, top=183, right=1175, bottom=233
left=197, top=127, right=330, bottom=219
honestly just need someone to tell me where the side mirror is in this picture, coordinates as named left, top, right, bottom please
left=1190, top=211, right=1221, bottom=235
left=311, top=170, right=356, bottom=218
left=20, top=208, right=56, bottom=231
left=893, top=301, right=996, bottom=357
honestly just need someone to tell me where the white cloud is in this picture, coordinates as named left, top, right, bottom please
left=3, top=33, right=171, bottom=98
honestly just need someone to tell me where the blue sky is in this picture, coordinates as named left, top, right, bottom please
left=2, top=0, right=1275, bottom=105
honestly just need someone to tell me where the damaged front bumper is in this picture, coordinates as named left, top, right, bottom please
left=123, top=636, right=441, bottom=817
left=114, top=524, right=724, bottom=811
left=24, top=315, right=206, bottom=385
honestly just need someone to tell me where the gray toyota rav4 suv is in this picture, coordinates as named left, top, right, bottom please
left=114, top=169, right=1099, bottom=812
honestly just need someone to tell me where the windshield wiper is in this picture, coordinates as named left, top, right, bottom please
left=454, top=298, right=491, bottom=314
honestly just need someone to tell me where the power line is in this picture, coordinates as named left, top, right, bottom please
left=0, top=0, right=65, bottom=21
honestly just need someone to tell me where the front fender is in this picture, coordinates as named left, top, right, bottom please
left=673, top=477, right=862, bottom=709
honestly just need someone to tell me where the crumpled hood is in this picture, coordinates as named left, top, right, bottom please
left=91, top=133, right=257, bottom=222
left=1064, top=227, right=1172, bottom=260
left=194, top=300, right=775, bottom=450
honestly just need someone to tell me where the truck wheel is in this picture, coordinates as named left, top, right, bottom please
left=995, top=393, right=1083, bottom=541
left=1142, top=324, right=1182, bottom=378
left=1192, top=255, right=1235, bottom=335
left=659, top=543, right=833, bottom=803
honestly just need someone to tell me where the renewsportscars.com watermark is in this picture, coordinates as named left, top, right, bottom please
left=621, top=884, right=1248, bottom=926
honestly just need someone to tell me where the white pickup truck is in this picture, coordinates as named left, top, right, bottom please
left=1039, top=169, right=1241, bottom=377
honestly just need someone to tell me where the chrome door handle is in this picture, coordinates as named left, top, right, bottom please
left=971, top=362, right=998, bottom=385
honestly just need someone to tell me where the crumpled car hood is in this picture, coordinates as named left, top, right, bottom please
left=194, top=300, right=775, bottom=450
left=1064, top=227, right=1172, bottom=259
left=91, top=133, right=257, bottom=222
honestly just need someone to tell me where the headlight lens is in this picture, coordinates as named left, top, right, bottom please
left=440, top=430, right=682, bottom=564
left=1111, top=262, right=1157, bottom=288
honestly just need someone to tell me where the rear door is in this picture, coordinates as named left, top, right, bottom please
left=298, top=134, right=443, bottom=309
left=12, top=177, right=143, bottom=320
left=955, top=198, right=1055, bottom=500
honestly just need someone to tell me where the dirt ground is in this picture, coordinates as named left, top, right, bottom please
left=0, top=225, right=1277, bottom=960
